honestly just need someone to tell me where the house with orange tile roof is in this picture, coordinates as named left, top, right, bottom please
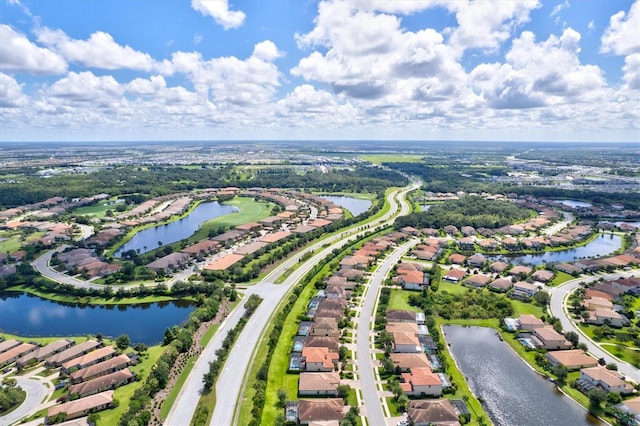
left=301, top=347, right=338, bottom=372
left=400, top=367, right=442, bottom=396
left=546, top=350, right=597, bottom=370
left=47, top=390, right=114, bottom=422
left=298, top=372, right=340, bottom=396
left=203, top=253, right=245, bottom=271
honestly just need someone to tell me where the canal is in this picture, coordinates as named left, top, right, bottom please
left=0, top=292, right=195, bottom=345
left=115, top=201, right=238, bottom=257
left=443, top=325, right=603, bottom=426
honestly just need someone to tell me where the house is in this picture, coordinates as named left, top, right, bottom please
left=392, top=332, right=422, bottom=353
left=397, top=269, right=429, bottom=290
left=467, top=253, right=487, bottom=267
left=400, top=367, right=442, bottom=396
left=46, top=340, right=102, bottom=367
left=460, top=226, right=475, bottom=236
left=339, top=255, right=370, bottom=269
left=0, top=343, right=37, bottom=367
left=408, top=399, right=461, bottom=426
left=301, top=347, right=339, bottom=372
left=443, top=268, right=466, bottom=283
left=443, top=225, right=459, bottom=235
left=298, top=372, right=340, bottom=396
left=546, top=350, right=598, bottom=370
left=390, top=353, right=431, bottom=372
left=69, top=354, right=132, bottom=384
left=490, top=261, right=510, bottom=273
left=47, top=390, right=114, bottom=422
left=387, top=310, right=421, bottom=323
left=464, top=274, right=492, bottom=288
left=579, top=366, right=634, bottom=394
left=297, top=399, right=344, bottom=425
left=508, top=265, right=533, bottom=277
left=16, top=339, right=73, bottom=368
left=0, top=340, right=21, bottom=354
left=517, top=314, right=545, bottom=331
left=585, top=309, right=630, bottom=328
left=304, top=336, right=340, bottom=351
left=310, top=317, right=340, bottom=338
left=532, top=269, right=554, bottom=283
left=146, top=252, right=191, bottom=273
left=202, top=253, right=245, bottom=271
left=488, top=278, right=513, bottom=292
left=448, top=253, right=466, bottom=265
left=68, top=368, right=134, bottom=398
left=614, top=396, right=640, bottom=425
left=532, top=326, right=571, bottom=350
left=511, top=281, right=539, bottom=299
left=61, top=347, right=115, bottom=372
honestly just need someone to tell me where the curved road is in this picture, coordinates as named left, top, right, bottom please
left=0, top=377, right=49, bottom=426
left=356, top=238, right=418, bottom=426
left=549, top=271, right=640, bottom=384
left=165, top=181, right=418, bottom=426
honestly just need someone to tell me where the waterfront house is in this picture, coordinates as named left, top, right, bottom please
left=0, top=340, right=21, bottom=354
left=517, top=314, right=545, bottom=331
left=490, top=261, right=510, bottom=273
left=546, top=350, right=598, bottom=370
left=46, top=340, right=102, bottom=368
left=532, top=326, right=571, bottom=350
left=16, top=339, right=73, bottom=368
left=407, top=399, right=461, bottom=426
left=296, top=399, right=344, bottom=425
left=298, top=372, right=340, bottom=396
left=467, top=253, right=487, bottom=267
left=400, top=367, right=442, bottom=396
left=579, top=366, right=634, bottom=394
left=46, top=390, right=114, bottom=423
left=61, top=347, right=115, bottom=373
left=0, top=343, right=37, bottom=367
left=69, top=354, right=132, bottom=384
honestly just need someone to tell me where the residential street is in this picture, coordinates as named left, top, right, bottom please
left=355, top=238, right=418, bottom=426
left=549, top=271, right=640, bottom=383
left=0, top=377, right=49, bottom=426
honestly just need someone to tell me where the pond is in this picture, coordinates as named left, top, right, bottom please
left=443, top=325, right=603, bottom=426
left=490, top=234, right=622, bottom=266
left=115, top=201, right=238, bottom=257
left=322, top=195, right=372, bottom=217
left=0, top=292, right=195, bottom=345
left=556, top=200, right=593, bottom=208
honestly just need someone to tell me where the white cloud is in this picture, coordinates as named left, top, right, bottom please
left=37, top=28, right=155, bottom=71
left=446, top=0, right=540, bottom=53
left=601, top=0, right=640, bottom=56
left=0, top=24, right=67, bottom=74
left=550, top=0, right=570, bottom=17
left=0, top=72, right=27, bottom=107
left=191, top=0, right=245, bottom=30
left=48, top=71, right=124, bottom=102
left=622, top=53, right=640, bottom=90
left=126, top=75, right=168, bottom=96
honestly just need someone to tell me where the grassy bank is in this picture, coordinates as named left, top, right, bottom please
left=4, top=286, right=192, bottom=305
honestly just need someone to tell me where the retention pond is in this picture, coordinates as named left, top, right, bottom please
left=443, top=325, right=603, bottom=426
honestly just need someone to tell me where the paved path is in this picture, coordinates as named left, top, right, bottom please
left=0, top=377, right=49, bottom=426
left=356, top=239, right=418, bottom=426
left=549, top=271, right=640, bottom=383
left=32, top=246, right=104, bottom=290
left=163, top=181, right=419, bottom=426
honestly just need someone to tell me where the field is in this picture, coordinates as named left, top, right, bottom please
left=71, top=198, right=125, bottom=218
left=387, top=288, right=421, bottom=311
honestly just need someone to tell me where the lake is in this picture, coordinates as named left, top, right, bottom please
left=443, top=325, right=603, bottom=426
left=322, top=195, right=372, bottom=217
left=557, top=200, right=593, bottom=208
left=490, top=234, right=622, bottom=266
left=115, top=201, right=238, bottom=257
left=0, top=292, right=195, bottom=345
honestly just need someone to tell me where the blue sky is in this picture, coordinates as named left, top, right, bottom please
left=0, top=0, right=638, bottom=142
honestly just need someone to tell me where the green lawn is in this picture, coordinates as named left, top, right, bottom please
left=550, top=271, right=575, bottom=286
left=388, top=288, right=420, bottom=312
left=98, top=345, right=165, bottom=426
left=511, top=299, right=545, bottom=317
left=0, top=231, right=45, bottom=253
left=5, top=286, right=190, bottom=305
left=71, top=198, right=124, bottom=218
left=438, top=281, right=469, bottom=295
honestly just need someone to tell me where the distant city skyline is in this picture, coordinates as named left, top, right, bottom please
left=0, top=0, right=638, bottom=142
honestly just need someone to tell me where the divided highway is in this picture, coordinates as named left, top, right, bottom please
left=166, top=181, right=418, bottom=426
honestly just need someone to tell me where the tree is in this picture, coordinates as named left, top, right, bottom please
left=133, top=343, right=148, bottom=355
left=564, top=331, right=579, bottom=348
left=337, top=384, right=351, bottom=401
left=338, top=345, right=349, bottom=361
left=587, top=388, right=607, bottom=412
left=606, top=392, right=622, bottom=405
left=115, top=334, right=131, bottom=350
left=534, top=291, right=550, bottom=306
left=277, top=388, right=287, bottom=408
left=551, top=364, right=568, bottom=383
left=606, top=363, right=618, bottom=371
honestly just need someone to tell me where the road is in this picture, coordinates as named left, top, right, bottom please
left=0, top=377, right=48, bottom=426
left=356, top=239, right=418, bottom=426
left=549, top=271, right=640, bottom=384
left=543, top=212, right=574, bottom=236
left=32, top=246, right=105, bottom=290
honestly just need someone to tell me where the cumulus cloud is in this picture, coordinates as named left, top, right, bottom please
left=48, top=71, right=124, bottom=102
left=0, top=72, right=27, bottom=107
left=601, top=0, right=640, bottom=56
left=623, top=53, right=640, bottom=90
left=126, top=75, right=168, bottom=96
left=37, top=28, right=155, bottom=71
left=191, top=0, right=245, bottom=30
left=0, top=24, right=67, bottom=74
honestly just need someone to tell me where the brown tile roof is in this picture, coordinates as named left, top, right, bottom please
left=234, top=241, right=268, bottom=255
left=61, top=346, right=115, bottom=371
left=203, top=253, right=245, bottom=271
left=47, top=390, right=113, bottom=419
left=402, top=367, right=441, bottom=386
left=298, top=399, right=344, bottom=423
left=0, top=343, right=37, bottom=365
left=387, top=310, right=417, bottom=322
left=547, top=350, right=597, bottom=369
left=70, top=354, right=131, bottom=383
left=390, top=353, right=431, bottom=370
left=299, top=372, right=340, bottom=393
left=259, top=230, right=291, bottom=243
left=46, top=340, right=101, bottom=366
left=408, top=399, right=460, bottom=425
left=68, top=368, right=133, bottom=397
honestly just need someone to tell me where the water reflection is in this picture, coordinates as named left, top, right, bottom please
left=444, top=325, right=603, bottom=426
left=0, top=292, right=194, bottom=345
left=322, top=195, right=372, bottom=217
